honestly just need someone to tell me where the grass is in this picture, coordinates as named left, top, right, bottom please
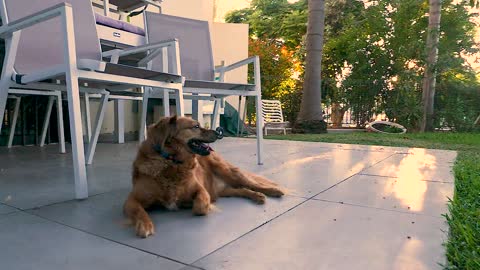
left=267, top=132, right=480, bottom=152
left=266, top=131, right=480, bottom=269
left=445, top=151, right=480, bottom=270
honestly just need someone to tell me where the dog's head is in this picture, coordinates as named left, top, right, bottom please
left=147, top=116, right=219, bottom=156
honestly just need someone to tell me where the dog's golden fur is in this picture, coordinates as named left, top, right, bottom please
left=124, top=116, right=285, bottom=237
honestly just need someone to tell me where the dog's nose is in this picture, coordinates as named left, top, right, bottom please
left=215, top=127, right=224, bottom=139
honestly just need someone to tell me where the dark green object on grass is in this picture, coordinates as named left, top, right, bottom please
left=219, top=102, right=248, bottom=137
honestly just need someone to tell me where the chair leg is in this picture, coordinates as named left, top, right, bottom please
left=0, top=93, right=8, bottom=137
left=255, top=95, right=264, bottom=165
left=56, top=93, right=66, bottom=153
left=86, top=92, right=109, bottom=165
left=7, top=96, right=21, bottom=148
left=62, top=6, right=88, bottom=199
left=114, top=99, right=125, bottom=144
left=175, top=86, right=185, bottom=117
left=40, top=96, right=55, bottom=147
left=237, top=96, right=242, bottom=137
left=82, top=93, right=92, bottom=144
left=0, top=33, right=20, bottom=137
left=192, top=94, right=202, bottom=121
left=162, top=89, right=170, bottom=117
left=139, top=87, right=149, bottom=142
left=65, top=77, right=88, bottom=199
left=239, top=97, right=248, bottom=136
left=211, top=99, right=220, bottom=129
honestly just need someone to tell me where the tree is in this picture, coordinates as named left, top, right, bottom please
left=248, top=39, right=294, bottom=100
left=294, top=0, right=327, bottom=133
left=420, top=0, right=480, bottom=132
left=226, top=0, right=306, bottom=123
left=421, top=0, right=442, bottom=132
left=244, top=38, right=300, bottom=123
left=226, top=0, right=479, bottom=132
left=322, top=0, right=372, bottom=128
left=225, top=0, right=307, bottom=50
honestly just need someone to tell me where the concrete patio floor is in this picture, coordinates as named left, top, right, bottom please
left=0, top=138, right=456, bottom=270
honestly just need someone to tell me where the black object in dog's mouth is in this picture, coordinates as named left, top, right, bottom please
left=188, top=139, right=213, bottom=156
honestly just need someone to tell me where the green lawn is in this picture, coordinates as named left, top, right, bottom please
left=267, top=132, right=480, bottom=270
left=267, top=132, right=480, bottom=152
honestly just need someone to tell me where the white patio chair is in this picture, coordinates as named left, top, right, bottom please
left=1, top=17, right=65, bottom=152
left=0, top=0, right=183, bottom=199
left=262, top=100, right=291, bottom=135
left=144, top=12, right=265, bottom=165
left=4, top=89, right=65, bottom=152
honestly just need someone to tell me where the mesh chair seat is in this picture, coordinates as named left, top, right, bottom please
left=184, top=80, right=255, bottom=91
left=16, top=61, right=182, bottom=90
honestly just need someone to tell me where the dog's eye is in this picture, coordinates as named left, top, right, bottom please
left=193, top=125, right=200, bottom=129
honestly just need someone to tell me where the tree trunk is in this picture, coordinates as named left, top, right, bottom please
left=294, top=0, right=327, bottom=133
left=331, top=103, right=347, bottom=128
left=421, top=0, right=442, bottom=132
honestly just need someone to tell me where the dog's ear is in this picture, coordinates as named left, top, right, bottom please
left=169, top=115, right=177, bottom=125
left=148, top=117, right=177, bottom=148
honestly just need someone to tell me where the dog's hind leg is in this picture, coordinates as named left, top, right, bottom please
left=210, top=157, right=285, bottom=197
left=124, top=193, right=155, bottom=238
left=225, top=168, right=284, bottom=197
left=245, top=172, right=282, bottom=187
left=219, top=187, right=266, bottom=204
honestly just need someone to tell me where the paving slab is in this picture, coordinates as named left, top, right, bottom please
left=215, top=139, right=394, bottom=197
left=29, top=189, right=305, bottom=264
left=0, top=162, right=133, bottom=210
left=315, top=174, right=453, bottom=217
left=0, top=203, right=18, bottom=215
left=1, top=138, right=454, bottom=270
left=0, top=138, right=393, bottom=209
left=0, top=211, right=184, bottom=270
left=263, top=138, right=409, bottom=153
left=0, top=143, right=138, bottom=209
left=361, top=150, right=456, bottom=182
left=193, top=200, right=448, bottom=270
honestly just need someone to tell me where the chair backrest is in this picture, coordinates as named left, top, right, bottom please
left=262, top=100, right=285, bottom=124
left=145, top=12, right=214, bottom=81
left=0, top=0, right=102, bottom=74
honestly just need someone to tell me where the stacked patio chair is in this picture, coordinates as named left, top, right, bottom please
left=3, top=89, right=65, bottom=152
left=0, top=0, right=184, bottom=199
left=143, top=12, right=265, bottom=165
left=0, top=0, right=265, bottom=200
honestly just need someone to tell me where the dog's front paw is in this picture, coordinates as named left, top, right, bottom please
left=252, top=192, right=266, bottom=204
left=192, top=201, right=210, bottom=216
left=135, top=219, right=155, bottom=238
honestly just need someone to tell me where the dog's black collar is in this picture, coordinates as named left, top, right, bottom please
left=152, top=144, right=183, bottom=164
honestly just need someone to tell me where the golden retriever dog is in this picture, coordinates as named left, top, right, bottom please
left=124, top=116, right=286, bottom=237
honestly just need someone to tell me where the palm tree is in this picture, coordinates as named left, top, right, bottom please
left=421, top=0, right=442, bottom=132
left=294, top=0, right=327, bottom=133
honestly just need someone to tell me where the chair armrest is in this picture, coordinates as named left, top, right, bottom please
left=214, top=56, right=260, bottom=92
left=214, top=56, right=257, bottom=73
left=141, top=0, right=162, bottom=8
left=102, top=38, right=178, bottom=59
left=0, top=3, right=70, bottom=37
